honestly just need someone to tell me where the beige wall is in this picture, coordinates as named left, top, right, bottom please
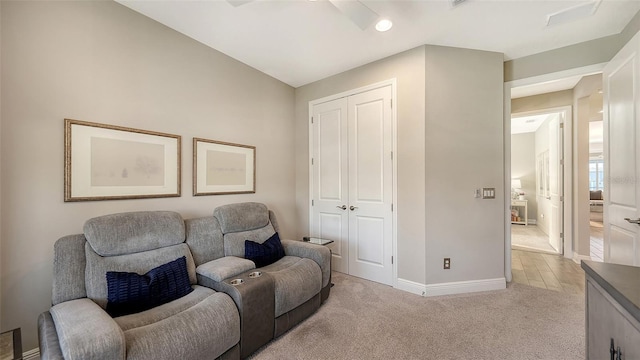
left=511, top=133, right=537, bottom=221
left=295, top=46, right=427, bottom=284
left=0, top=1, right=295, bottom=349
left=295, top=45, right=505, bottom=287
left=424, top=46, right=505, bottom=285
left=511, top=90, right=573, bottom=114
left=504, top=35, right=621, bottom=83
left=505, top=10, right=640, bottom=83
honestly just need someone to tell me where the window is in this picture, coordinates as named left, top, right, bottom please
left=537, top=150, right=550, bottom=198
left=589, top=160, right=604, bottom=191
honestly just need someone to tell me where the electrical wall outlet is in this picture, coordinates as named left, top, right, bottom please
left=444, top=258, right=451, bottom=269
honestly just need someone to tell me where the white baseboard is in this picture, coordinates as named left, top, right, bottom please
left=395, top=278, right=427, bottom=296
left=527, top=219, right=537, bottom=225
left=425, top=278, right=506, bottom=297
left=23, top=348, right=39, bottom=360
left=573, top=253, right=591, bottom=265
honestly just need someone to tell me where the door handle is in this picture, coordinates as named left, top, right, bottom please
left=350, top=206, right=358, bottom=211
left=624, top=217, right=640, bottom=225
left=336, top=205, right=347, bottom=210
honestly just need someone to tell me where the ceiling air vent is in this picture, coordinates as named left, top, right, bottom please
left=451, top=0, right=468, bottom=8
left=546, top=0, right=602, bottom=26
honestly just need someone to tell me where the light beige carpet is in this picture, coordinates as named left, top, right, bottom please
left=250, top=272, right=585, bottom=360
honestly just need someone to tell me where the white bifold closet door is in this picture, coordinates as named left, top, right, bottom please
left=311, top=85, right=393, bottom=285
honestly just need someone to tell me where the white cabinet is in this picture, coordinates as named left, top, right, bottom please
left=583, top=261, right=640, bottom=360
left=511, top=199, right=528, bottom=225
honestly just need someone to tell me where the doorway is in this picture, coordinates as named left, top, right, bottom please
left=588, top=113, right=604, bottom=262
left=308, top=80, right=396, bottom=286
left=511, top=109, right=568, bottom=255
left=504, top=66, right=606, bottom=282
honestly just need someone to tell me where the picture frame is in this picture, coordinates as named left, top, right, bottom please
left=193, top=138, right=256, bottom=196
left=64, top=119, right=181, bottom=202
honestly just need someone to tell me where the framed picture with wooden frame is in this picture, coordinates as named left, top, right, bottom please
left=193, top=138, right=256, bottom=196
left=64, top=119, right=181, bottom=202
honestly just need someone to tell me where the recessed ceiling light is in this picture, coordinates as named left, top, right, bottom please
left=375, top=19, right=393, bottom=32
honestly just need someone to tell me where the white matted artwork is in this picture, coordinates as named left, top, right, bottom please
left=64, top=119, right=181, bottom=201
left=193, top=138, right=255, bottom=195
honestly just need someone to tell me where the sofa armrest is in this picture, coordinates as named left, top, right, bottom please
left=281, top=239, right=331, bottom=288
left=50, top=298, right=125, bottom=360
left=38, top=311, right=64, bottom=360
left=196, top=256, right=256, bottom=282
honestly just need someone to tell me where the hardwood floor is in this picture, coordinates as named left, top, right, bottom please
left=512, top=222, right=604, bottom=262
left=590, top=221, right=604, bottom=262
left=511, top=249, right=585, bottom=294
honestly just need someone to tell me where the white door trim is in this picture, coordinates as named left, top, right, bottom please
left=308, top=78, right=398, bottom=287
left=504, top=83, right=513, bottom=282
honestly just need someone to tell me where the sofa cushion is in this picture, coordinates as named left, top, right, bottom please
left=196, top=256, right=255, bottom=282
left=214, top=202, right=270, bottom=233
left=185, top=216, right=225, bottom=266
left=245, top=232, right=285, bottom=268
left=85, top=243, right=197, bottom=309
left=120, top=287, right=240, bottom=360
left=84, top=211, right=185, bottom=256
left=260, top=257, right=322, bottom=317
left=115, top=285, right=214, bottom=331
left=223, top=223, right=276, bottom=258
left=106, top=256, right=193, bottom=317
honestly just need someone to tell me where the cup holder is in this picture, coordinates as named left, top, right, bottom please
left=248, top=271, right=262, bottom=278
left=229, top=278, right=244, bottom=286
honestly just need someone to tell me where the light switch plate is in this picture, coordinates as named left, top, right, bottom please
left=482, top=188, right=495, bottom=199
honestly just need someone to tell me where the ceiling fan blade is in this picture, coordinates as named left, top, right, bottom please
left=226, top=0, right=254, bottom=7
left=328, top=0, right=379, bottom=30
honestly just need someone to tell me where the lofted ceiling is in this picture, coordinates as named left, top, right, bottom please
left=117, top=0, right=640, bottom=88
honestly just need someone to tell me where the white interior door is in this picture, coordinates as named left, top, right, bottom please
left=603, top=31, right=640, bottom=266
left=310, top=84, right=394, bottom=285
left=347, top=86, right=393, bottom=285
left=311, top=98, right=350, bottom=273
left=548, top=113, right=564, bottom=253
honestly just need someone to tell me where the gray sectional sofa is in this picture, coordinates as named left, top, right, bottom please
left=38, top=203, right=331, bottom=360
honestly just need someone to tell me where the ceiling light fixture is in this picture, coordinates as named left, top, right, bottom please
left=375, top=19, right=393, bottom=32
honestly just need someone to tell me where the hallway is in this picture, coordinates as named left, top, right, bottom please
left=511, top=225, right=556, bottom=253
left=512, top=223, right=604, bottom=262
left=511, top=249, right=584, bottom=294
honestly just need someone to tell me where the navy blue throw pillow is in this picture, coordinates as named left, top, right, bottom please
left=245, top=232, right=285, bottom=268
left=106, top=256, right=193, bottom=317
